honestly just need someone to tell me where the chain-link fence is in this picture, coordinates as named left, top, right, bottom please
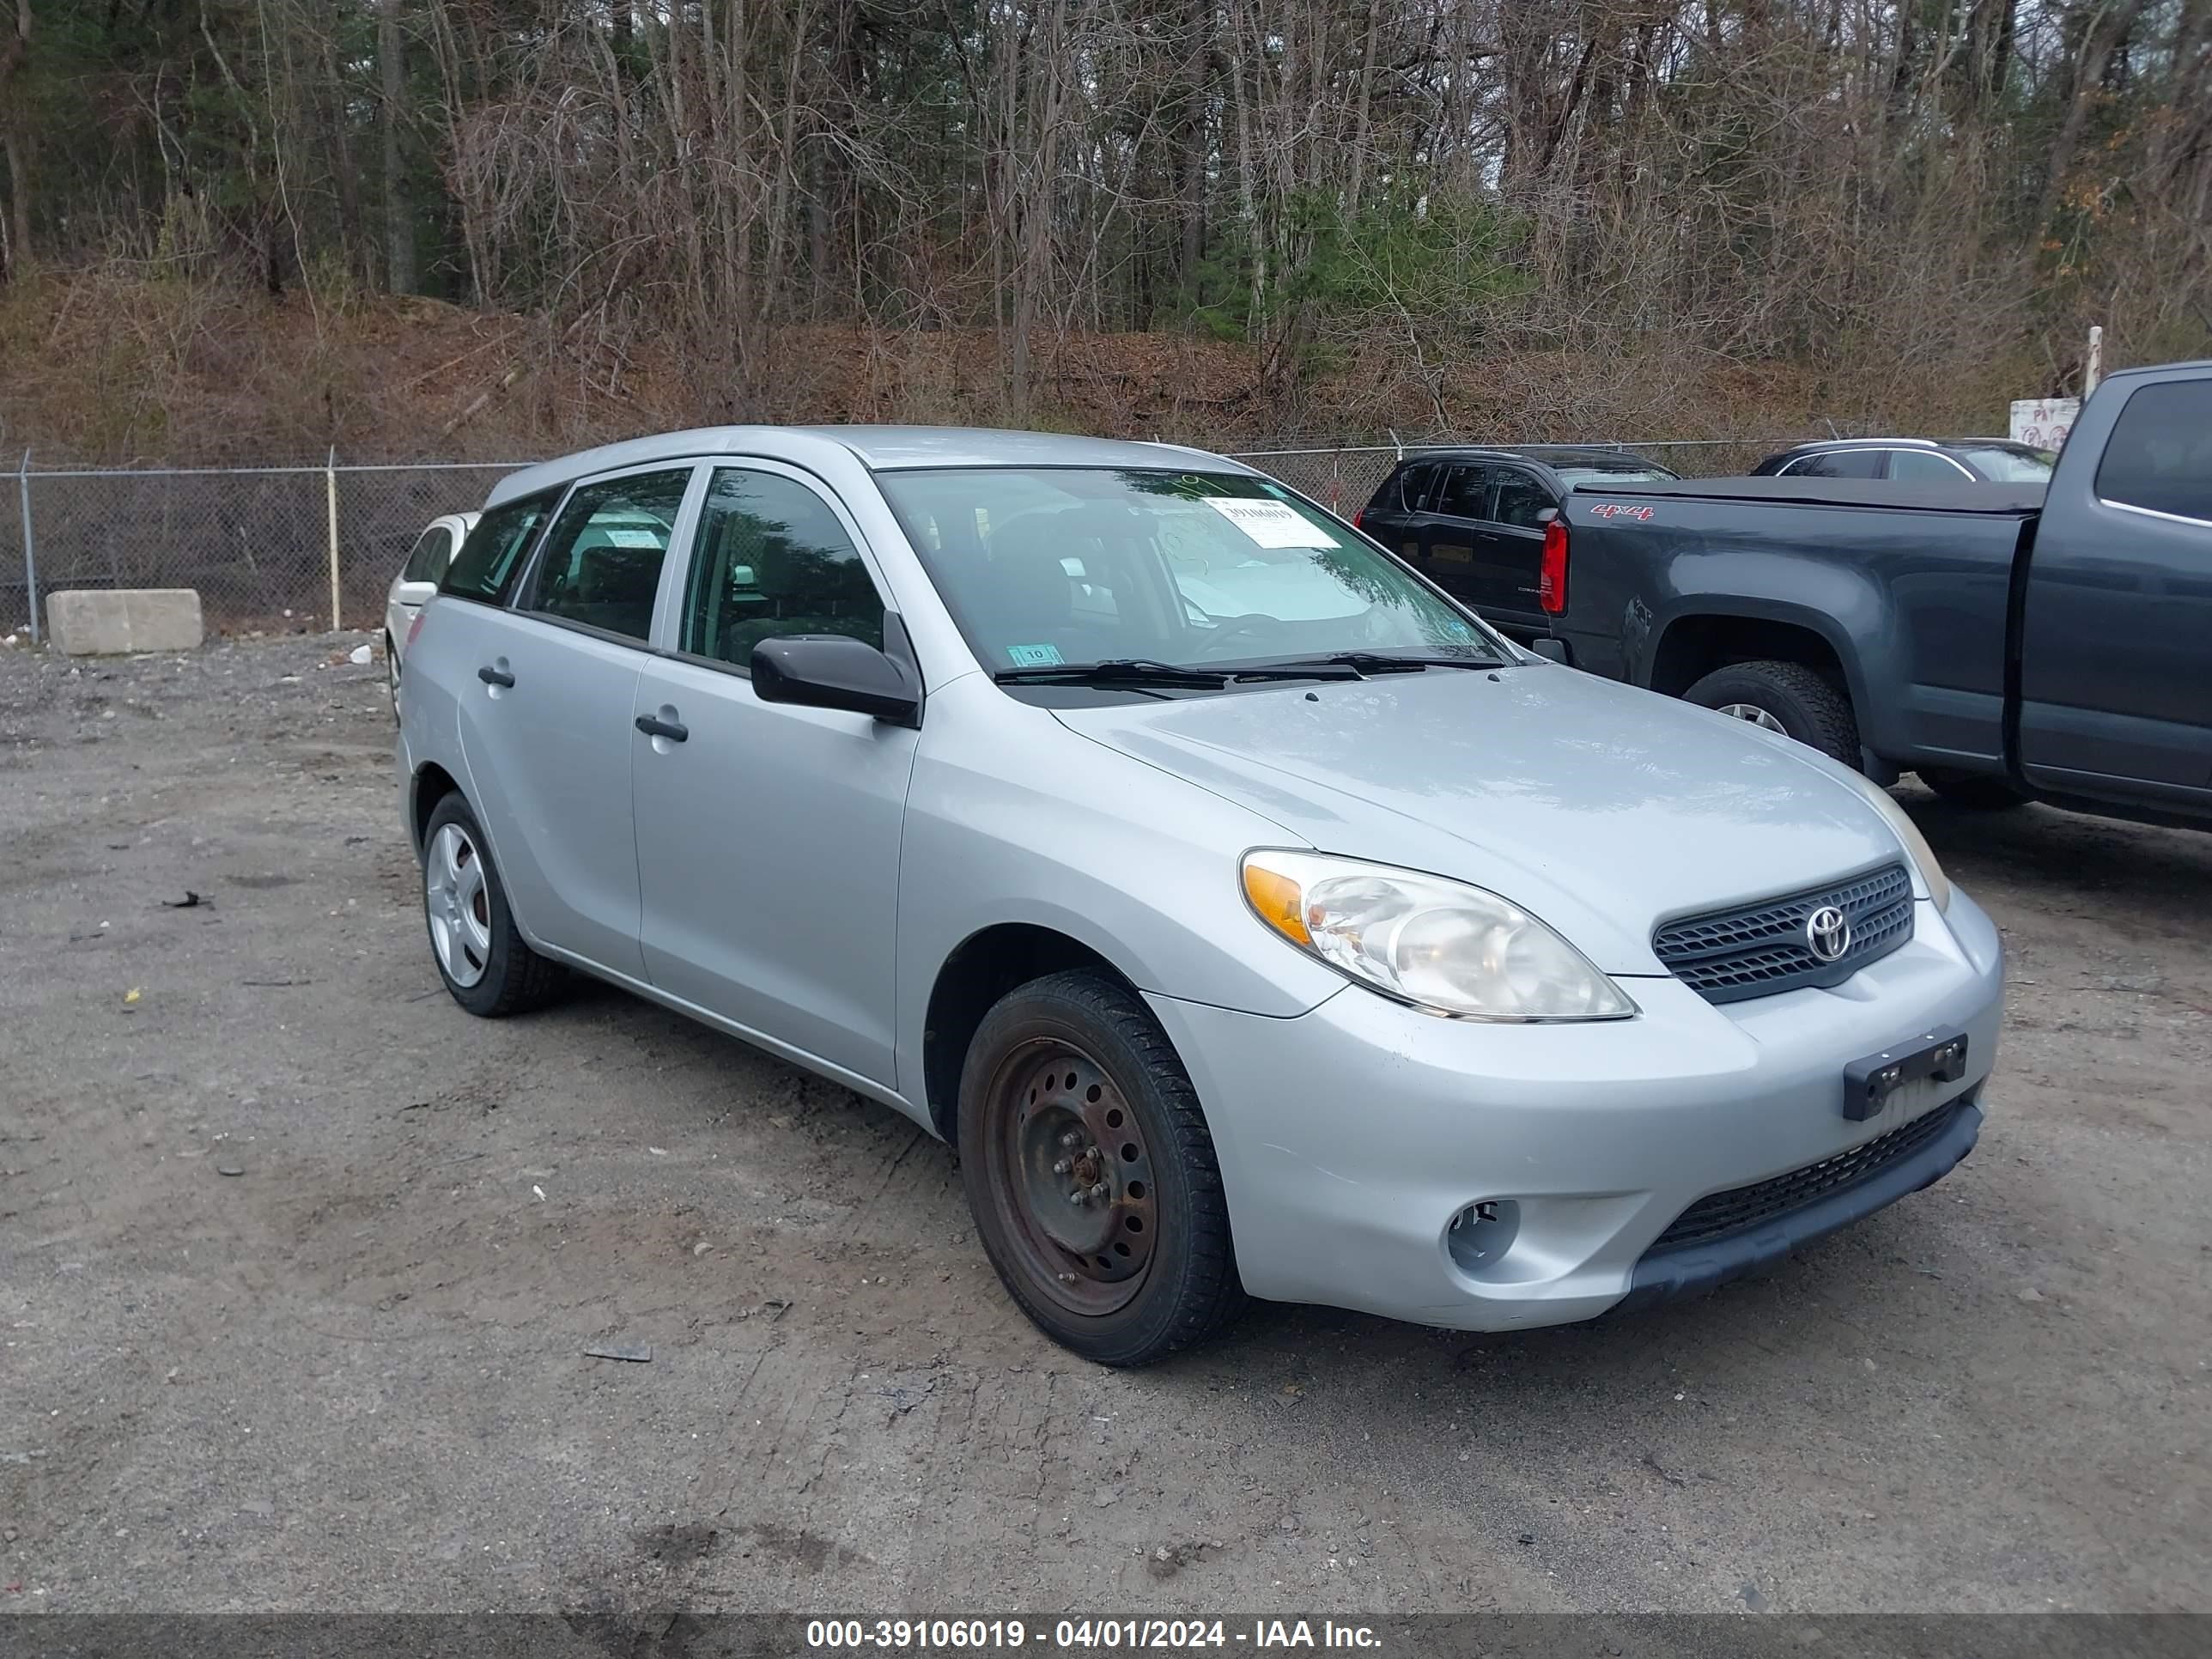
left=0, top=456, right=520, bottom=641
left=0, top=435, right=1809, bottom=642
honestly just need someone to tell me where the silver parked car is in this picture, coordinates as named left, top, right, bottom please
left=385, top=510, right=478, bottom=711
left=397, top=427, right=2003, bottom=1366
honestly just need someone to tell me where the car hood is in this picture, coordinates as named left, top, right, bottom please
left=1052, top=665, right=1910, bottom=975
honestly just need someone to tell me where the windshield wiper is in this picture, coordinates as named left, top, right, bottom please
left=1257, top=651, right=1500, bottom=676
left=994, top=658, right=1229, bottom=689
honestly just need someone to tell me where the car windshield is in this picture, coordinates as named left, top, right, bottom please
left=1552, top=465, right=1676, bottom=486
left=877, top=467, right=1509, bottom=678
left=1952, top=446, right=2057, bottom=483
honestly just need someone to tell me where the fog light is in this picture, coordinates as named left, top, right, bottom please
left=1445, top=1199, right=1521, bottom=1274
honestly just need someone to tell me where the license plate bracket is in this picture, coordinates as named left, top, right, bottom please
left=1842, top=1027, right=1970, bottom=1121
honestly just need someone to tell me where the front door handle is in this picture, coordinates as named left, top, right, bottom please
left=477, top=665, right=515, bottom=688
left=635, top=714, right=689, bottom=743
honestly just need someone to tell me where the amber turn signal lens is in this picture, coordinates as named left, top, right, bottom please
left=1243, top=861, right=1311, bottom=947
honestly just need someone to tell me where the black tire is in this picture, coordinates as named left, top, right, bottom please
left=1684, top=659, right=1861, bottom=769
left=957, top=969, right=1245, bottom=1367
left=420, top=793, right=565, bottom=1018
left=386, top=633, right=401, bottom=725
left=1919, top=769, right=2029, bottom=810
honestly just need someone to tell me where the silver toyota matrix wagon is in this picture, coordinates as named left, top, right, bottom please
left=396, top=426, right=2003, bottom=1365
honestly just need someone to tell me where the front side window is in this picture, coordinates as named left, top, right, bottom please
left=1889, top=449, right=1973, bottom=483
left=878, top=467, right=1506, bottom=681
left=402, top=526, right=453, bottom=582
left=442, top=489, right=560, bottom=604
left=523, top=469, right=691, bottom=642
left=679, top=468, right=884, bottom=667
left=1490, top=469, right=1555, bottom=529
left=1953, top=446, right=2056, bottom=483
left=2096, top=381, right=2212, bottom=524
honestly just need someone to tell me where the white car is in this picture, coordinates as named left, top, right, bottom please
left=385, top=512, right=479, bottom=712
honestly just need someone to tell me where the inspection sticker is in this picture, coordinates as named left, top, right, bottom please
left=1200, top=497, right=1339, bottom=549
left=1006, top=642, right=1064, bottom=667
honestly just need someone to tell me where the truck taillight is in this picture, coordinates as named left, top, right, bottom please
left=1352, top=507, right=1365, bottom=531
left=1540, top=519, right=1569, bottom=614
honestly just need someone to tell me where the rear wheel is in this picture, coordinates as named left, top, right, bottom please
left=1685, top=659, right=1860, bottom=769
left=1919, top=768, right=2029, bottom=810
left=421, top=793, right=565, bottom=1017
left=957, top=970, right=1244, bottom=1366
left=386, top=633, right=401, bottom=723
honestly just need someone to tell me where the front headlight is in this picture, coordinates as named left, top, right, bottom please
left=1839, top=773, right=1953, bottom=912
left=1241, top=850, right=1637, bottom=1022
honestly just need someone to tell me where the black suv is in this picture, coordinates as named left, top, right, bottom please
left=1356, top=446, right=1678, bottom=637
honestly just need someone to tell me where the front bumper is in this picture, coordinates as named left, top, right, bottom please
left=1145, top=890, right=2004, bottom=1331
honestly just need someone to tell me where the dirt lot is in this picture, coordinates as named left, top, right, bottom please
left=1, top=634, right=2206, bottom=1615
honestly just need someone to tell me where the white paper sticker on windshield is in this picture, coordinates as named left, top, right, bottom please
left=600, top=528, right=665, bottom=550
left=1200, top=497, right=1340, bottom=549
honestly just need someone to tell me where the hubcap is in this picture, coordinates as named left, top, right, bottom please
left=425, top=823, right=492, bottom=989
left=986, top=1040, right=1158, bottom=1316
left=1717, top=702, right=1787, bottom=734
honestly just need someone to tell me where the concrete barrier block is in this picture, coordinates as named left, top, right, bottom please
left=48, top=589, right=204, bottom=655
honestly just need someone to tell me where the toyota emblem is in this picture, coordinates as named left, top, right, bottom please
left=1805, top=904, right=1852, bottom=963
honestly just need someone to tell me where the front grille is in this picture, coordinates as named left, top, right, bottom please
left=1653, top=862, right=1913, bottom=1004
left=1650, top=1099, right=1966, bottom=1252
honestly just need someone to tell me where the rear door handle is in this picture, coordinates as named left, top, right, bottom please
left=477, top=665, right=515, bottom=688
left=635, top=714, right=688, bottom=743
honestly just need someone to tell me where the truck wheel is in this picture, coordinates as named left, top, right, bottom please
left=957, top=969, right=1246, bottom=1367
left=1919, top=769, right=2028, bottom=810
left=421, top=794, right=566, bottom=1017
left=1686, top=660, right=1861, bottom=769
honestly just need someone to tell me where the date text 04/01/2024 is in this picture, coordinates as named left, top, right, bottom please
left=804, top=1620, right=1383, bottom=1650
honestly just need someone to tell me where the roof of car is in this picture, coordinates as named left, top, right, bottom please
left=1394, top=444, right=1670, bottom=469
left=485, top=426, right=1243, bottom=507
left=1768, top=437, right=1948, bottom=453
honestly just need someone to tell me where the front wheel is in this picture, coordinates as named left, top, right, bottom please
left=386, top=633, right=401, bottom=724
left=1684, top=659, right=1861, bottom=769
left=957, top=970, right=1245, bottom=1366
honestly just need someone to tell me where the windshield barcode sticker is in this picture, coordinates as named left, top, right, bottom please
left=1200, top=497, right=1340, bottom=550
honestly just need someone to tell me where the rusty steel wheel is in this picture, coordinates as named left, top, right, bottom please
left=957, top=969, right=1244, bottom=1366
left=981, top=1038, right=1160, bottom=1316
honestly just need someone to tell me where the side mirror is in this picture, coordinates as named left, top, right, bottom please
left=395, top=579, right=440, bottom=606
left=1527, top=637, right=1571, bottom=665
left=1534, top=507, right=1560, bottom=526
left=751, top=635, right=921, bottom=728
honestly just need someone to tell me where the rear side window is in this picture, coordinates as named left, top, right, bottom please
left=443, top=491, right=560, bottom=604
left=1784, top=450, right=1882, bottom=480
left=522, top=468, right=693, bottom=642
left=2097, top=381, right=2212, bottom=525
left=1433, top=465, right=1492, bottom=520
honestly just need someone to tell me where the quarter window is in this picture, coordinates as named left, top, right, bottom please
left=2097, top=380, right=2212, bottom=525
left=679, top=468, right=885, bottom=668
left=442, top=490, right=561, bottom=605
left=523, top=469, right=692, bottom=642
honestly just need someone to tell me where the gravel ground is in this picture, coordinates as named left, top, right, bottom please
left=0, top=634, right=2206, bottom=1615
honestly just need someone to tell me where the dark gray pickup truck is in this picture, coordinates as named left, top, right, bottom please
left=1538, top=359, right=2212, bottom=829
